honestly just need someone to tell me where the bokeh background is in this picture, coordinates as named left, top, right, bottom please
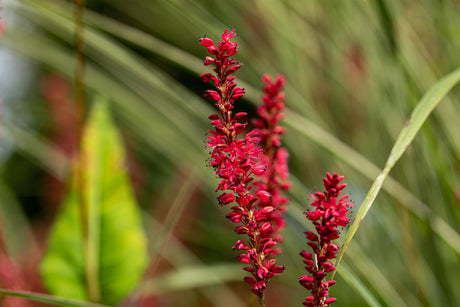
left=1, top=0, right=460, bottom=306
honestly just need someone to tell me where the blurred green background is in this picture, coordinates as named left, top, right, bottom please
left=1, top=0, right=460, bottom=306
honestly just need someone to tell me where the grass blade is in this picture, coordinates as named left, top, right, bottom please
left=334, top=67, right=460, bottom=273
left=336, top=263, right=382, bottom=307
left=0, top=289, right=110, bottom=307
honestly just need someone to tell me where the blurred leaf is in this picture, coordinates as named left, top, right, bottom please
left=40, top=98, right=148, bottom=305
left=138, top=212, right=247, bottom=307
left=0, top=179, right=38, bottom=257
left=336, top=263, right=382, bottom=307
left=0, top=289, right=110, bottom=307
left=344, top=244, right=412, bottom=307
left=142, top=263, right=244, bottom=295
left=2, top=123, right=69, bottom=180
left=335, top=67, right=460, bottom=272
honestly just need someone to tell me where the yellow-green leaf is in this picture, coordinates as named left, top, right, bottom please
left=40, top=98, right=148, bottom=305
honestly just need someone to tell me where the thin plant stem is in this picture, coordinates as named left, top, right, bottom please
left=248, top=293, right=265, bottom=307
left=259, top=293, right=265, bottom=307
left=74, top=0, right=99, bottom=302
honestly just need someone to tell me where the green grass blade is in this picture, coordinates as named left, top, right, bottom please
left=142, top=263, right=244, bottom=295
left=0, top=289, right=110, bottom=307
left=283, top=109, right=460, bottom=257
left=336, top=263, right=382, bottom=307
left=2, top=122, right=69, bottom=180
left=335, top=67, right=460, bottom=273
left=0, top=180, right=38, bottom=257
left=137, top=211, right=246, bottom=306
left=344, top=244, right=413, bottom=307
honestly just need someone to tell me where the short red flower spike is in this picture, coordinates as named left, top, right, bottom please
left=253, top=74, right=290, bottom=245
left=299, top=173, right=353, bottom=307
left=0, top=17, right=5, bottom=39
left=200, top=29, right=284, bottom=298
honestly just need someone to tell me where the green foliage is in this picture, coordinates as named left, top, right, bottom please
left=40, top=99, right=148, bottom=305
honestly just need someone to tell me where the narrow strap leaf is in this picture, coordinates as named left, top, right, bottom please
left=334, top=67, right=460, bottom=275
left=0, top=289, right=111, bottom=307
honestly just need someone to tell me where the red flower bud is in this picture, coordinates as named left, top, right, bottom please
left=218, top=193, right=234, bottom=205
left=300, top=251, right=313, bottom=260
left=252, top=165, right=266, bottom=175
left=260, top=206, right=275, bottom=214
left=260, top=222, right=272, bottom=233
left=244, top=276, right=256, bottom=286
left=305, top=231, right=318, bottom=241
left=204, top=90, right=220, bottom=101
left=238, top=254, right=251, bottom=264
left=234, top=112, right=247, bottom=119
left=199, top=37, right=214, bottom=47
left=257, top=190, right=272, bottom=202
left=203, top=56, right=215, bottom=66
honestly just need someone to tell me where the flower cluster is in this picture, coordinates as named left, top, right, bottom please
left=299, top=173, right=353, bottom=306
left=253, top=74, right=290, bottom=244
left=200, top=29, right=284, bottom=297
left=0, top=17, right=5, bottom=39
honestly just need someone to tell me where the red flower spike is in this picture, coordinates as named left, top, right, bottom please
left=299, top=173, right=353, bottom=306
left=252, top=73, right=290, bottom=251
left=201, top=30, right=284, bottom=298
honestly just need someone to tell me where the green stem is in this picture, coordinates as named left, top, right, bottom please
left=74, top=0, right=99, bottom=302
left=259, top=293, right=265, bottom=307
left=248, top=294, right=257, bottom=307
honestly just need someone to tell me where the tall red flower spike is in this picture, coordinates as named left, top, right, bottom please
left=299, top=173, right=353, bottom=306
left=253, top=74, right=290, bottom=245
left=200, top=29, right=284, bottom=297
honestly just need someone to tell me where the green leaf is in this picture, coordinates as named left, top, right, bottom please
left=40, top=98, right=148, bottom=305
left=334, top=67, right=460, bottom=274
left=0, top=289, right=111, bottom=307
left=336, top=263, right=382, bottom=307
left=142, top=263, right=244, bottom=295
